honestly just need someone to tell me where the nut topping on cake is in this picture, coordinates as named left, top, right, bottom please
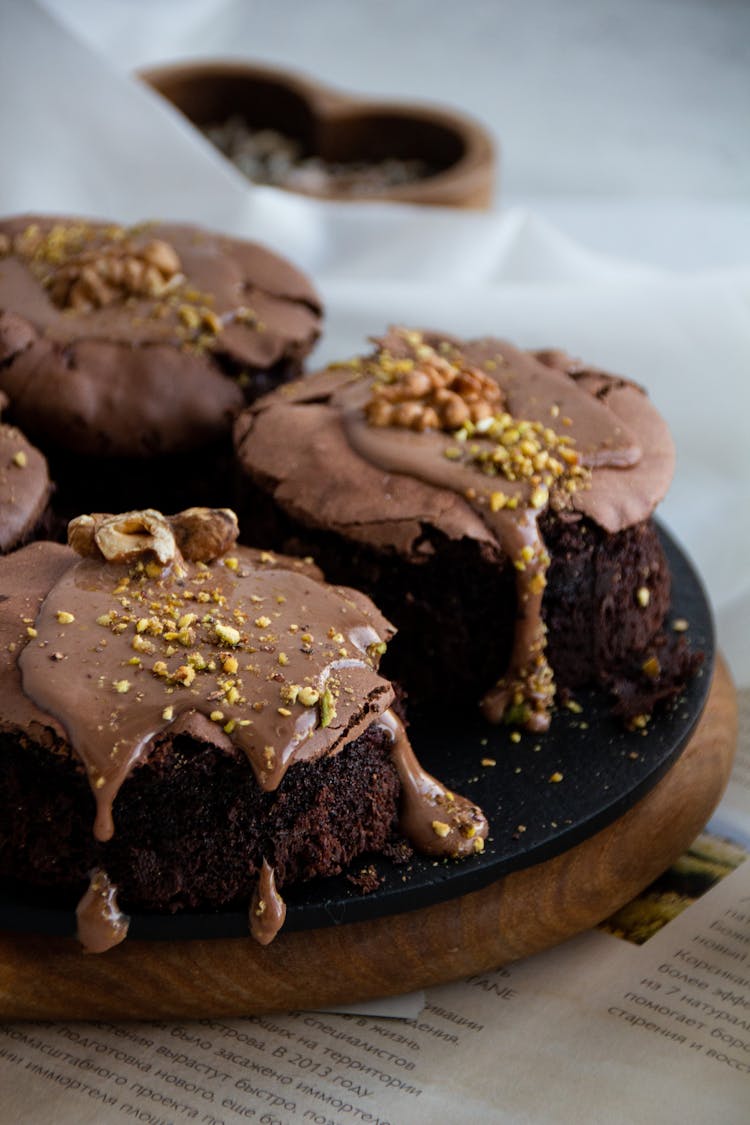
left=68, top=509, right=178, bottom=567
left=170, top=507, right=239, bottom=562
left=9, top=221, right=184, bottom=311
left=365, top=333, right=503, bottom=432
left=17, top=222, right=180, bottom=306
left=68, top=507, right=240, bottom=569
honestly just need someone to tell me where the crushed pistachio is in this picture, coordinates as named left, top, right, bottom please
left=297, top=685, right=320, bottom=707
left=319, top=687, right=336, bottom=728
left=214, top=622, right=241, bottom=646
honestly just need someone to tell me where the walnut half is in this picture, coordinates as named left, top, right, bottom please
left=365, top=347, right=504, bottom=433
left=68, top=507, right=240, bottom=567
left=68, top=510, right=178, bottom=566
left=45, top=237, right=182, bottom=312
left=169, top=507, right=239, bottom=562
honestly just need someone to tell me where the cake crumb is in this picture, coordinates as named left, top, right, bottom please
left=346, top=865, right=383, bottom=894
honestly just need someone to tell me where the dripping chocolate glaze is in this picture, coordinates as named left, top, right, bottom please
left=8, top=510, right=488, bottom=946
left=250, top=860, right=287, bottom=945
left=75, top=868, right=129, bottom=954
left=239, top=328, right=676, bottom=727
left=379, top=709, right=488, bottom=857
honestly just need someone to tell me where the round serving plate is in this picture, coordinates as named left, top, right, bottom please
left=0, top=525, right=715, bottom=941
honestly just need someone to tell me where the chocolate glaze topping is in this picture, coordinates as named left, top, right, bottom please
left=250, top=860, right=287, bottom=945
left=75, top=868, right=129, bottom=954
left=0, top=216, right=322, bottom=457
left=19, top=511, right=394, bottom=842
left=378, top=709, right=488, bottom=857
left=5, top=507, right=488, bottom=946
left=0, top=418, right=50, bottom=553
left=237, top=328, right=676, bottom=727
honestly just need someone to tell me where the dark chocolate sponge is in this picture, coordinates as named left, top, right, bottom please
left=231, top=481, right=694, bottom=720
left=234, top=329, right=698, bottom=724
left=0, top=722, right=401, bottom=914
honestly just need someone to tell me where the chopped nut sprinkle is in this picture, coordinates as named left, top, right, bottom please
left=214, top=622, right=241, bottom=646
left=636, top=586, right=651, bottom=607
left=297, top=686, right=320, bottom=707
left=55, top=610, right=75, bottom=624
left=431, top=821, right=451, bottom=838
left=11, top=450, right=27, bottom=468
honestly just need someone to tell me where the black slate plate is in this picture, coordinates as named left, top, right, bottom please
left=0, top=525, right=714, bottom=941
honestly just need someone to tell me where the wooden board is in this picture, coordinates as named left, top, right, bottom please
left=0, top=657, right=737, bottom=1021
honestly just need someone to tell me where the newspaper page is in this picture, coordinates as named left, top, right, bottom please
left=0, top=693, right=748, bottom=1125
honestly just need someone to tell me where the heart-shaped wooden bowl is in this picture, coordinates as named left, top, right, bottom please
left=140, top=60, right=496, bottom=209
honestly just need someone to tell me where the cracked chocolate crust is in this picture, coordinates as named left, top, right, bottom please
left=0, top=216, right=322, bottom=515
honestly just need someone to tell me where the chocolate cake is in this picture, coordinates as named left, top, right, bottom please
left=0, top=392, right=52, bottom=554
left=234, top=327, right=699, bottom=729
left=0, top=216, right=322, bottom=517
left=0, top=506, right=487, bottom=951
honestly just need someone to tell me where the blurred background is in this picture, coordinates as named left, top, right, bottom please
left=37, top=0, right=750, bottom=268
